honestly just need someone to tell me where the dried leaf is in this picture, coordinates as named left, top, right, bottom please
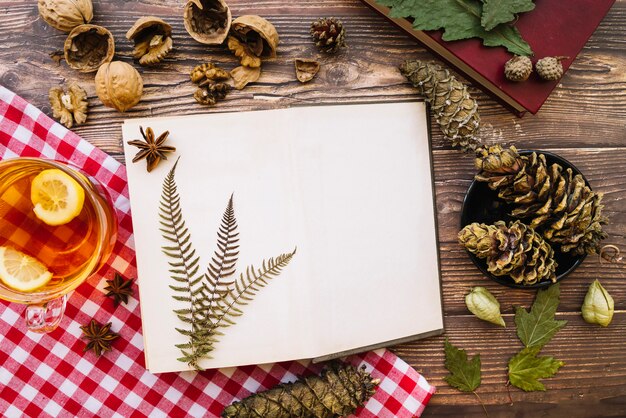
left=443, top=338, right=481, bottom=392
left=377, top=0, right=533, bottom=56
left=508, top=347, right=564, bottom=391
left=480, top=0, right=535, bottom=31
left=230, top=66, right=261, bottom=90
left=294, top=58, right=320, bottom=83
left=515, top=283, right=567, bottom=349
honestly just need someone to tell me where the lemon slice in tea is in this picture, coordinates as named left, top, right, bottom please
left=30, top=169, right=85, bottom=226
left=0, top=246, right=53, bottom=292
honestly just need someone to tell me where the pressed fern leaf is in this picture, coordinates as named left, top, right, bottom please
left=159, top=159, right=296, bottom=370
left=213, top=249, right=297, bottom=328
left=205, top=194, right=240, bottom=325
left=160, top=159, right=215, bottom=369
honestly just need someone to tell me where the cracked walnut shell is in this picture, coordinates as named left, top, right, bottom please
left=126, top=16, right=173, bottom=66
left=64, top=24, right=114, bottom=73
left=230, top=66, right=261, bottom=90
left=231, top=15, right=279, bottom=59
left=38, top=0, right=93, bottom=33
left=294, top=58, right=320, bottom=83
left=183, top=0, right=231, bottom=45
left=95, top=61, right=143, bottom=112
left=49, top=83, right=88, bottom=128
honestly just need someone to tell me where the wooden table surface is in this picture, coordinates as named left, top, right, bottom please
left=2, top=0, right=625, bottom=416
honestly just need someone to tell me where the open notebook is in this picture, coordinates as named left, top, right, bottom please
left=122, top=102, right=443, bottom=373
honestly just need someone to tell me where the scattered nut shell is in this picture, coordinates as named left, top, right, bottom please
left=126, top=16, right=173, bottom=66
left=294, top=59, right=320, bottom=83
left=64, top=24, right=114, bottom=73
left=231, top=15, right=279, bottom=58
left=38, top=0, right=93, bottom=33
left=183, top=0, right=231, bottom=45
left=95, top=61, right=143, bottom=112
left=230, top=66, right=261, bottom=90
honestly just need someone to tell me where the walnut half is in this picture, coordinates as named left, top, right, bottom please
left=49, top=83, right=88, bottom=128
left=126, top=17, right=173, bottom=66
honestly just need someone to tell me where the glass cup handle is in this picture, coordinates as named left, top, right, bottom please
left=24, top=295, right=67, bottom=333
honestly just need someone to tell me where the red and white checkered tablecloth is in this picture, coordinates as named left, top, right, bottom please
left=0, top=86, right=436, bottom=417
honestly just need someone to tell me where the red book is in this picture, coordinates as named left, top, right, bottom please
left=362, top=0, right=616, bottom=116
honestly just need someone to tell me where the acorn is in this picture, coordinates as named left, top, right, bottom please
left=504, top=55, right=532, bottom=82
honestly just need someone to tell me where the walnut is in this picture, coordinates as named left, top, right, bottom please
left=126, top=17, right=173, bottom=66
left=183, top=0, right=231, bottom=45
left=193, top=83, right=230, bottom=106
left=294, top=58, right=320, bottom=83
left=38, top=0, right=93, bottom=33
left=64, top=24, right=115, bottom=73
left=95, top=61, right=143, bottom=112
left=227, top=37, right=261, bottom=68
left=230, top=66, right=261, bottom=90
left=230, top=15, right=279, bottom=59
left=190, top=63, right=230, bottom=84
left=49, top=83, right=88, bottom=128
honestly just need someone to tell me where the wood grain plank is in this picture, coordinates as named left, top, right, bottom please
left=1, top=0, right=625, bottom=415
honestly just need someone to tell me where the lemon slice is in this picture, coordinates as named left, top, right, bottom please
left=31, top=169, right=85, bottom=226
left=0, top=246, right=53, bottom=292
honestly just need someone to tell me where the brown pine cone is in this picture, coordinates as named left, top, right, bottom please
left=310, top=17, right=346, bottom=53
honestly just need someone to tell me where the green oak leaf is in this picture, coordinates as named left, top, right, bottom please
left=443, top=338, right=481, bottom=392
left=515, top=283, right=568, bottom=349
left=376, top=0, right=533, bottom=56
left=508, top=346, right=564, bottom=391
left=481, top=0, right=535, bottom=31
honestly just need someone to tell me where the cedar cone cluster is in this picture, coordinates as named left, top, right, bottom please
left=474, top=145, right=608, bottom=255
left=459, top=220, right=557, bottom=285
left=222, top=363, right=379, bottom=418
left=400, top=60, right=481, bottom=152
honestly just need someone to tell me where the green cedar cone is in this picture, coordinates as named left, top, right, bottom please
left=400, top=60, right=481, bottom=152
left=475, top=145, right=608, bottom=255
left=222, top=363, right=379, bottom=418
left=459, top=220, right=557, bottom=286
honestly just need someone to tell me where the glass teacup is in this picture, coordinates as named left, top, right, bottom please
left=0, top=158, right=117, bottom=332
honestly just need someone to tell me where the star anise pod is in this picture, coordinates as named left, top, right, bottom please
left=127, top=126, right=176, bottom=172
left=80, top=319, right=119, bottom=357
left=104, top=272, right=134, bottom=306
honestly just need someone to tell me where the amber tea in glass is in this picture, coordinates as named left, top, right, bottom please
left=0, top=158, right=117, bottom=332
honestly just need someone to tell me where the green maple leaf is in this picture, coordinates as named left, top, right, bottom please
left=481, top=0, right=535, bottom=31
left=508, top=347, right=564, bottom=391
left=376, top=0, right=533, bottom=56
left=443, top=339, right=481, bottom=392
left=515, top=283, right=568, bottom=349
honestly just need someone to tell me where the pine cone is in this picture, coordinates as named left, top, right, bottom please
left=222, top=363, right=379, bottom=418
left=475, top=145, right=608, bottom=255
left=310, top=17, right=346, bottom=53
left=400, top=60, right=481, bottom=152
left=459, top=221, right=557, bottom=285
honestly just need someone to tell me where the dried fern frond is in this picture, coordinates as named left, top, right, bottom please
left=159, top=159, right=296, bottom=370
left=160, top=158, right=214, bottom=369
left=213, top=249, right=297, bottom=328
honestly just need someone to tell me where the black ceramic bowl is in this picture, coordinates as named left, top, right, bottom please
left=460, top=150, right=587, bottom=289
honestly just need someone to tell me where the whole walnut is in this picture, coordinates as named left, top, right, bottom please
left=95, top=61, right=143, bottom=112
left=38, top=0, right=93, bottom=33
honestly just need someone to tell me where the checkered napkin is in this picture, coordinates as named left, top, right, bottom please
left=0, top=86, right=435, bottom=417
